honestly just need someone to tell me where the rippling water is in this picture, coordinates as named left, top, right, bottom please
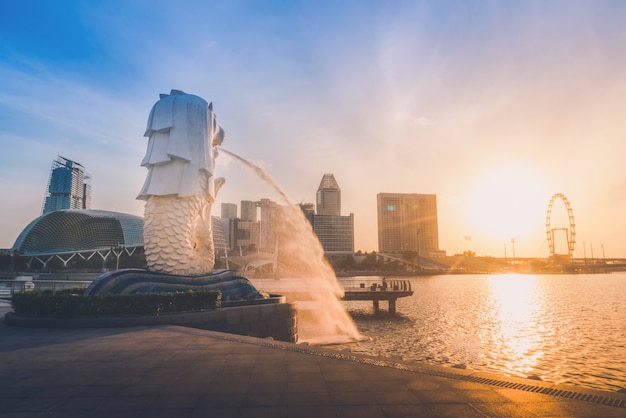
left=336, top=273, right=626, bottom=392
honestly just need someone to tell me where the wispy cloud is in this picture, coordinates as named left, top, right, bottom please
left=1, top=1, right=626, bottom=256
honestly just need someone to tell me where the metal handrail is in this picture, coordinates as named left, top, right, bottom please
left=0, top=280, right=91, bottom=298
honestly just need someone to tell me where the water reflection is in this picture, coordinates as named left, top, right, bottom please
left=486, top=275, right=544, bottom=378
left=339, top=273, right=626, bottom=392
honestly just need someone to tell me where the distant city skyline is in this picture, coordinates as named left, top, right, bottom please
left=2, top=1, right=626, bottom=258
left=216, top=173, right=354, bottom=256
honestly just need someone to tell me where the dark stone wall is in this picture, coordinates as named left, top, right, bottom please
left=193, top=302, right=298, bottom=343
left=4, top=301, right=299, bottom=343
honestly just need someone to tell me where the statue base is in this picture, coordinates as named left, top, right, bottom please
left=84, top=269, right=267, bottom=302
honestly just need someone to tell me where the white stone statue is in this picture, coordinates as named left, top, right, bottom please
left=137, top=89, right=225, bottom=275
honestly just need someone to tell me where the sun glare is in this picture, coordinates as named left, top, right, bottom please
left=487, top=274, right=544, bottom=376
left=465, top=165, right=549, bottom=245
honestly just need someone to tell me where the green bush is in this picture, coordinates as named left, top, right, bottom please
left=11, top=289, right=221, bottom=318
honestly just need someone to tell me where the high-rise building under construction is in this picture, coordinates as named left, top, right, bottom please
left=42, top=156, right=91, bottom=215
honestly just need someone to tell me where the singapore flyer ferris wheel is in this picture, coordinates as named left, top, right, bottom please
left=545, top=193, right=576, bottom=257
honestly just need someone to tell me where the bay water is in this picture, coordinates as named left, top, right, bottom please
left=336, top=273, right=626, bottom=393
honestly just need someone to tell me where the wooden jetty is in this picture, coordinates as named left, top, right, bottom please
left=342, top=279, right=413, bottom=314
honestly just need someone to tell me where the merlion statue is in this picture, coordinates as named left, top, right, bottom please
left=86, top=90, right=267, bottom=305
left=137, top=89, right=225, bottom=276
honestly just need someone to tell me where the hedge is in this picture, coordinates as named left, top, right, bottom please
left=11, top=288, right=221, bottom=318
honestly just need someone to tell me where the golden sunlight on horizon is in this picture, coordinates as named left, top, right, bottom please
left=463, top=164, right=551, bottom=247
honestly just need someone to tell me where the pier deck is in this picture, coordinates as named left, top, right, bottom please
left=342, top=279, right=413, bottom=314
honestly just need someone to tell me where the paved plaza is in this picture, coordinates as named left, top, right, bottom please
left=1, top=302, right=625, bottom=417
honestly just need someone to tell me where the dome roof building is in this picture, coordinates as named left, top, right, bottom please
left=12, top=209, right=144, bottom=256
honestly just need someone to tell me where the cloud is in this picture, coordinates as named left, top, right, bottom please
left=393, top=112, right=436, bottom=127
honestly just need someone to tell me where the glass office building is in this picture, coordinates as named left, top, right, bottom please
left=312, top=214, right=354, bottom=254
left=377, top=193, right=439, bottom=255
left=316, top=173, right=341, bottom=216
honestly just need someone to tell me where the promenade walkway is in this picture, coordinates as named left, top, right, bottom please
left=1, top=303, right=625, bottom=417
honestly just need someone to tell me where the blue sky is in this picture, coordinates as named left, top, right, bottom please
left=2, top=0, right=626, bottom=257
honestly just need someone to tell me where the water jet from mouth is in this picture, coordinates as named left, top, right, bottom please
left=219, top=148, right=361, bottom=344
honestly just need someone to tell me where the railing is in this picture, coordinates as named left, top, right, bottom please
left=0, top=280, right=92, bottom=299
left=340, top=278, right=412, bottom=292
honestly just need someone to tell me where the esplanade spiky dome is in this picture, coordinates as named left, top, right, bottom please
left=12, top=209, right=143, bottom=255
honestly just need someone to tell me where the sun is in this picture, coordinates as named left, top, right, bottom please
left=464, top=164, right=550, bottom=246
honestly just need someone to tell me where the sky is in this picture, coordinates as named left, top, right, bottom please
left=1, top=0, right=626, bottom=258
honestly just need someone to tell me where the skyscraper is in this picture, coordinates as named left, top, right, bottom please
left=221, top=202, right=238, bottom=219
left=42, top=156, right=91, bottom=215
left=258, top=198, right=282, bottom=252
left=312, top=214, right=354, bottom=254
left=316, top=173, right=341, bottom=216
left=377, top=193, right=439, bottom=255
left=240, top=200, right=258, bottom=222
left=312, top=174, right=354, bottom=254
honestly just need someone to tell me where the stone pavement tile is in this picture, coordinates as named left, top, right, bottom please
left=288, top=405, right=341, bottom=418
left=195, top=392, right=247, bottom=408
left=129, top=409, right=196, bottom=418
left=179, top=380, right=250, bottom=397
left=46, top=396, right=106, bottom=413
left=411, top=388, right=468, bottom=404
left=287, top=357, right=323, bottom=374
left=191, top=407, right=241, bottom=418
left=286, top=391, right=333, bottom=406
left=252, top=358, right=289, bottom=370
left=327, top=378, right=398, bottom=393
left=0, top=385, right=47, bottom=399
left=34, top=384, right=84, bottom=398
left=494, top=387, right=561, bottom=403
left=287, top=372, right=327, bottom=392
left=329, top=388, right=400, bottom=406
left=332, top=404, right=388, bottom=418
left=428, top=402, right=496, bottom=418
left=101, top=394, right=160, bottom=410
left=76, top=384, right=126, bottom=398
left=0, top=396, right=62, bottom=414
left=516, top=400, right=626, bottom=417
left=469, top=401, right=539, bottom=418
left=150, top=394, right=200, bottom=409
left=87, top=409, right=177, bottom=418
left=133, top=365, right=188, bottom=382
left=404, top=376, right=450, bottom=391
left=244, top=382, right=288, bottom=406
left=455, top=387, right=517, bottom=403
left=198, top=406, right=288, bottom=418
left=250, top=370, right=288, bottom=383
left=119, top=383, right=172, bottom=396
left=320, top=362, right=369, bottom=378
left=493, top=384, right=626, bottom=416
left=378, top=389, right=425, bottom=405
left=242, top=389, right=289, bottom=407
left=380, top=403, right=438, bottom=417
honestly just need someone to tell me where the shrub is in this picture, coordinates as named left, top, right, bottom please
left=11, top=289, right=221, bottom=318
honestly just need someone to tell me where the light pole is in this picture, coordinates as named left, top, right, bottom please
left=601, top=244, right=606, bottom=273
left=511, top=238, right=516, bottom=267
left=416, top=228, right=421, bottom=271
